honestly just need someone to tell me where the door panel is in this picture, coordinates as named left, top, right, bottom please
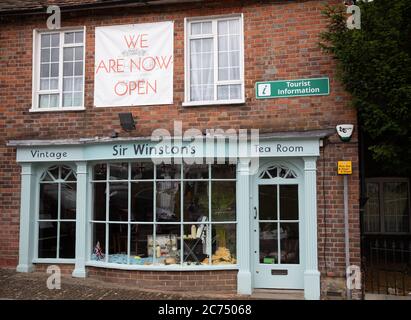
left=253, top=181, right=304, bottom=289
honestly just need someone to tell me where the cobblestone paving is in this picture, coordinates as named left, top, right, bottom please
left=0, top=269, right=246, bottom=300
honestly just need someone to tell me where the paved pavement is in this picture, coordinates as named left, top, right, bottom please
left=0, top=268, right=246, bottom=300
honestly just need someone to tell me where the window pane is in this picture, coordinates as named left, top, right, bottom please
left=73, top=92, right=82, bottom=106
left=73, top=77, right=83, bottom=91
left=183, top=223, right=209, bottom=265
left=109, top=183, right=128, bottom=221
left=131, top=162, right=154, bottom=180
left=38, top=221, right=57, bottom=258
left=41, top=49, right=50, bottom=62
left=154, top=225, right=181, bottom=265
left=40, top=64, right=49, bottom=77
left=218, top=68, right=229, bottom=81
left=63, top=93, right=72, bottom=107
left=212, top=224, right=236, bottom=265
left=156, top=164, right=181, bottom=179
left=51, top=33, right=59, bottom=47
left=383, top=182, right=409, bottom=232
left=229, top=19, right=240, bottom=34
left=49, top=94, right=59, bottom=108
left=74, top=47, right=83, bottom=60
left=364, top=182, right=380, bottom=232
left=218, top=20, right=228, bottom=35
left=74, top=61, right=83, bottom=75
left=218, top=52, right=229, bottom=67
left=91, top=223, right=106, bottom=261
left=218, top=35, right=228, bottom=51
left=130, top=224, right=154, bottom=265
left=280, top=223, right=299, bottom=264
left=63, top=78, right=73, bottom=91
left=202, top=22, right=212, bottom=34
left=131, top=182, right=153, bottom=222
left=230, top=84, right=241, bottom=99
left=184, top=164, right=208, bottom=179
left=211, top=181, right=236, bottom=221
left=108, top=224, right=128, bottom=263
left=93, top=183, right=106, bottom=221
left=51, top=48, right=59, bottom=62
left=156, top=182, right=181, bottom=222
left=202, top=85, right=214, bottom=101
left=60, top=183, right=76, bottom=220
left=229, top=35, right=240, bottom=50
left=39, top=95, right=49, bottom=108
left=229, top=67, right=240, bottom=80
left=74, top=31, right=84, bottom=43
left=191, top=22, right=201, bottom=35
left=212, top=163, right=236, bottom=179
left=40, top=79, right=49, bottom=90
left=217, top=85, right=229, bottom=100
left=39, top=184, right=58, bottom=220
left=259, top=222, right=278, bottom=264
left=93, top=163, right=107, bottom=180
left=63, top=62, right=73, bottom=76
left=280, top=185, right=299, bottom=220
left=259, top=185, right=277, bottom=220
left=50, top=78, right=58, bottom=90
left=50, top=63, right=59, bottom=77
left=109, top=162, right=128, bottom=180
left=59, top=222, right=76, bottom=258
left=184, top=181, right=208, bottom=222
left=64, top=32, right=74, bottom=44
left=64, top=47, right=74, bottom=61
left=41, top=34, right=51, bottom=48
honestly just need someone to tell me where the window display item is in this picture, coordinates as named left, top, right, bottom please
left=93, top=241, right=104, bottom=260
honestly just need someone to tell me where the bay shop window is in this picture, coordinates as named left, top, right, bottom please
left=90, top=162, right=237, bottom=267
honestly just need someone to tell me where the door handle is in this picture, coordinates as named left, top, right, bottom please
left=253, top=207, right=258, bottom=220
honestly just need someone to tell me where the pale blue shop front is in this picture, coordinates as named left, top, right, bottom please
left=9, top=130, right=330, bottom=299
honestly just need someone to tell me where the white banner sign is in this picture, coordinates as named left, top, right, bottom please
left=94, top=21, right=174, bottom=107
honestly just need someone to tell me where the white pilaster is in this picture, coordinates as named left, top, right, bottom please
left=236, top=157, right=252, bottom=295
left=72, top=162, right=88, bottom=278
left=16, top=163, right=35, bottom=273
left=303, top=157, right=321, bottom=300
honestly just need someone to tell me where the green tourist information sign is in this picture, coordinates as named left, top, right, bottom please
left=255, top=77, right=330, bottom=99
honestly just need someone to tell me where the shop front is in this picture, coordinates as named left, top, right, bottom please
left=9, top=130, right=328, bottom=299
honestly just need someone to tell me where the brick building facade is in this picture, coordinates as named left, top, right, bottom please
left=0, top=0, right=360, bottom=299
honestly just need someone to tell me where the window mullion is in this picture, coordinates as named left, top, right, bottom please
left=56, top=178, right=61, bottom=259
left=213, top=20, right=218, bottom=101
left=105, top=163, right=109, bottom=262
left=58, top=31, right=64, bottom=108
left=153, top=164, right=157, bottom=264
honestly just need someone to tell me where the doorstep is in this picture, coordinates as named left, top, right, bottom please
left=250, top=289, right=304, bottom=300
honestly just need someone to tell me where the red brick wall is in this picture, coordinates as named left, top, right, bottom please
left=0, top=0, right=360, bottom=294
left=33, top=264, right=237, bottom=292
left=87, top=267, right=237, bottom=292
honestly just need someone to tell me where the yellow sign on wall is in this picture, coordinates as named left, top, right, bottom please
left=338, top=161, right=352, bottom=175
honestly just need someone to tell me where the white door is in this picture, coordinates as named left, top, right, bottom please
left=253, top=163, right=304, bottom=289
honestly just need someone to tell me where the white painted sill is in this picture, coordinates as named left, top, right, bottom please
left=33, top=258, right=76, bottom=264
left=182, top=99, right=245, bottom=107
left=86, top=260, right=239, bottom=271
left=29, top=107, right=86, bottom=112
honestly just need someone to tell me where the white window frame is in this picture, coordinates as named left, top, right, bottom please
left=31, top=27, right=86, bottom=112
left=183, top=14, right=245, bottom=107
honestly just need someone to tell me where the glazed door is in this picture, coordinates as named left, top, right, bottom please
left=253, top=165, right=304, bottom=289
